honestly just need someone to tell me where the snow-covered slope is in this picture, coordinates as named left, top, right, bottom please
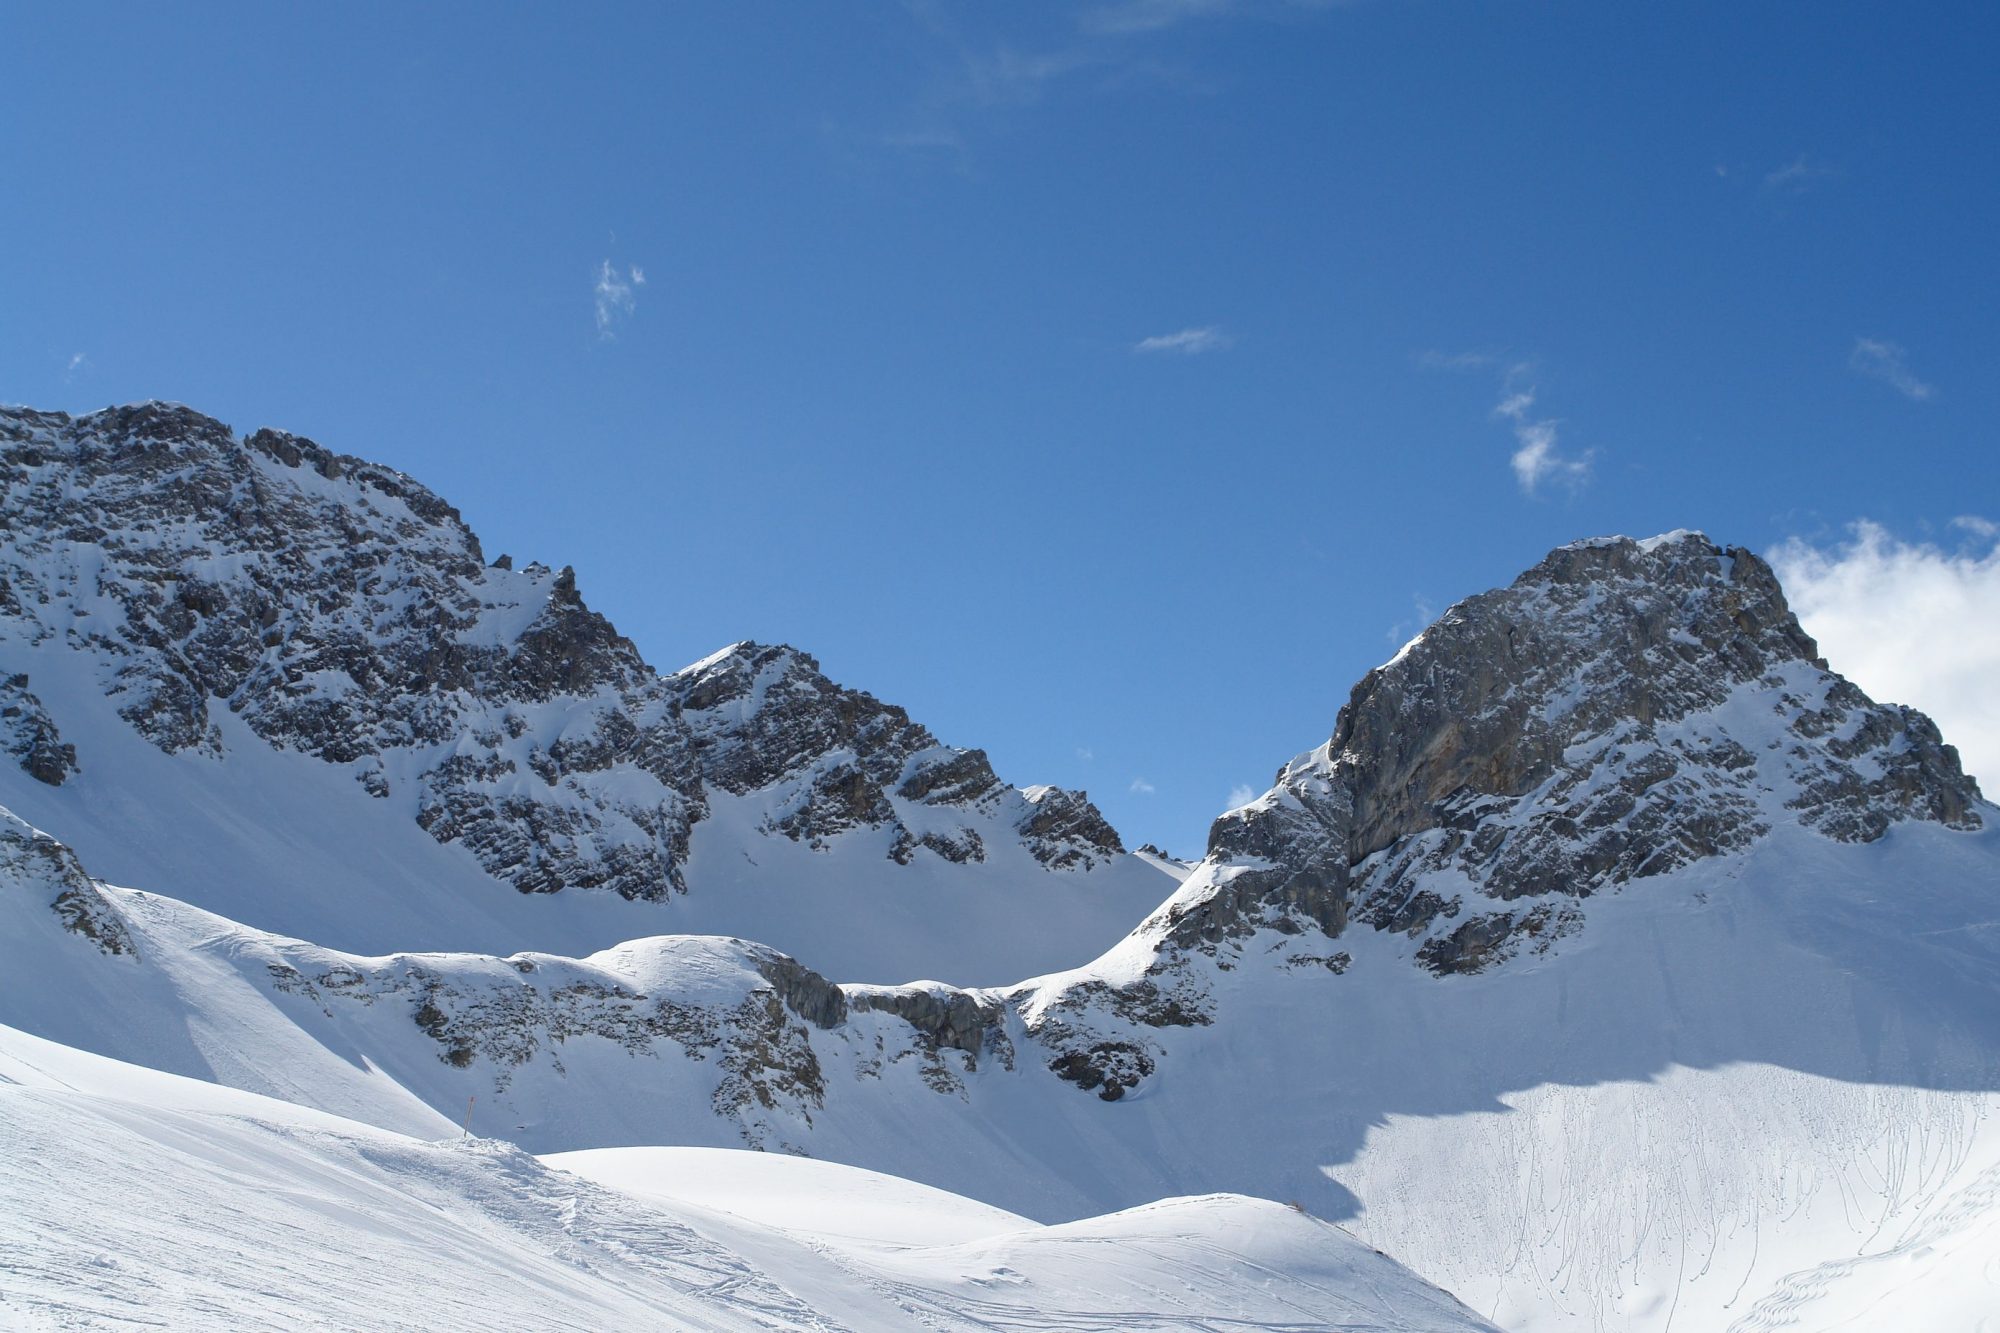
left=0, top=1023, right=1494, bottom=1332
left=12, top=798, right=1999, bottom=1330
left=0, top=403, right=1176, bottom=982
left=8, top=452, right=2000, bottom=1333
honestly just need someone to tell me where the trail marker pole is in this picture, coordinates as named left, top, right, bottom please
left=461, top=1094, right=476, bottom=1139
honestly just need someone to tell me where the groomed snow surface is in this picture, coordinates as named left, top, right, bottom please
left=0, top=1025, right=1494, bottom=1332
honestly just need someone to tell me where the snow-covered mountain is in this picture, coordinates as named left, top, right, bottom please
left=7, top=403, right=2000, bottom=1331
left=0, top=403, right=1175, bottom=982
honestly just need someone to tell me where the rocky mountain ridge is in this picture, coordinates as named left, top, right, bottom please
left=7, top=475, right=1999, bottom=1330
left=13, top=529, right=1986, bottom=1132
left=0, top=403, right=1125, bottom=919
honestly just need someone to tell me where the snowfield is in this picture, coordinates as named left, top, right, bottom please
left=8, top=796, right=2000, bottom=1331
left=0, top=1024, right=1494, bottom=1332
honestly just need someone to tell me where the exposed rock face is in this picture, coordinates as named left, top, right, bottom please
left=0, top=404, right=1129, bottom=904
left=0, top=675, right=76, bottom=786
left=669, top=641, right=1117, bottom=869
left=1026, top=532, right=1988, bottom=1097
left=850, top=984, right=1006, bottom=1060
left=1170, top=533, right=1983, bottom=975
left=754, top=954, right=851, bottom=1029
left=265, top=940, right=846, bottom=1145
left=1017, top=785, right=1126, bottom=870
left=0, top=810, right=133, bottom=957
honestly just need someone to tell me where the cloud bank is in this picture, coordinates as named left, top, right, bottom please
left=1770, top=519, right=2000, bottom=793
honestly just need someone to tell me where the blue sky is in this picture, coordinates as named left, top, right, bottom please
left=5, top=1, right=1997, bottom=854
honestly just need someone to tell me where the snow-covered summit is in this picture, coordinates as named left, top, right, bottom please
left=669, top=639, right=1123, bottom=870
left=1014, top=531, right=1990, bottom=1104
left=0, top=404, right=1158, bottom=975
left=1143, top=530, right=1983, bottom=975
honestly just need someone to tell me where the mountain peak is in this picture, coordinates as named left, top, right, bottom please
left=0, top=403, right=1145, bottom=971
left=1166, top=530, right=1983, bottom=976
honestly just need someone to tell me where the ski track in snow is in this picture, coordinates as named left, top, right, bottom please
left=1727, top=1152, right=2000, bottom=1331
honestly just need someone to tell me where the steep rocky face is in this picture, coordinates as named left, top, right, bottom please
left=2, top=404, right=651, bottom=756
left=1026, top=532, right=1987, bottom=1098
left=1017, top=786, right=1126, bottom=870
left=0, top=675, right=75, bottom=786
left=0, top=404, right=1127, bottom=906
left=2, top=808, right=133, bottom=957
left=1163, top=533, right=1983, bottom=975
left=669, top=642, right=1120, bottom=870
left=1, top=402, right=702, bottom=900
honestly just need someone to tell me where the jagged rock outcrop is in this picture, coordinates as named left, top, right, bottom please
left=1025, top=532, right=1987, bottom=1097
left=669, top=641, right=1117, bottom=869
left=0, top=675, right=75, bottom=786
left=0, top=810, right=133, bottom=957
left=0, top=404, right=1130, bottom=905
left=1017, top=785, right=1125, bottom=870
left=1171, top=533, right=1983, bottom=971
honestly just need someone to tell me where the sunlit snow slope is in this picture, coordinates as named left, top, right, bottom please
left=0, top=1024, right=1494, bottom=1333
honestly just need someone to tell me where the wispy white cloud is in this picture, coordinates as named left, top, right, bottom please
left=1505, top=418, right=1591, bottom=496
left=1414, top=349, right=1497, bottom=372
left=593, top=260, right=646, bottom=339
left=1385, top=594, right=1437, bottom=649
left=1083, top=0, right=1236, bottom=35
left=1226, top=782, right=1257, bottom=808
left=1130, top=777, right=1157, bottom=795
left=1953, top=515, right=1999, bottom=540
left=1081, top=0, right=1339, bottom=35
left=1075, top=746, right=1095, bottom=761
left=1491, top=368, right=1591, bottom=497
left=1421, top=353, right=1593, bottom=496
left=63, top=352, right=88, bottom=381
left=1763, top=155, right=1838, bottom=195
left=1849, top=337, right=1935, bottom=402
left=878, top=1, right=1344, bottom=167
left=1770, top=520, right=2000, bottom=792
left=963, top=46, right=1099, bottom=104
left=1134, top=326, right=1233, bottom=355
